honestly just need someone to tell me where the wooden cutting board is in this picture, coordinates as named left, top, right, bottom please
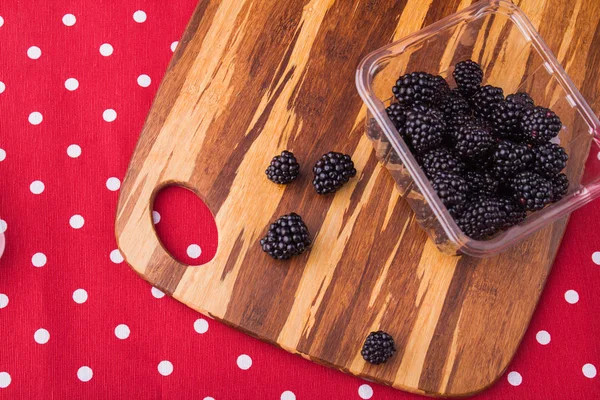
left=115, top=0, right=600, bottom=396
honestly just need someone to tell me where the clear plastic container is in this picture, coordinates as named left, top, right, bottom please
left=356, top=0, right=600, bottom=257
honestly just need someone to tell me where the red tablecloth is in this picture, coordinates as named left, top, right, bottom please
left=0, top=1, right=599, bottom=399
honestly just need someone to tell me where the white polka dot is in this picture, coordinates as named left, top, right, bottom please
left=194, top=318, right=209, bottom=334
left=203, top=398, right=215, bottom=400
left=34, top=328, right=50, bottom=344
left=187, top=244, right=202, bottom=259
left=69, top=214, right=84, bottom=229
left=0, top=372, right=11, bottom=389
left=507, top=371, right=522, bottom=386
left=115, top=324, right=130, bottom=339
left=592, top=252, right=600, bottom=265
left=30, top=180, right=45, bottom=194
left=565, top=289, right=579, bottom=304
left=583, top=363, right=597, bottom=378
left=62, top=14, right=76, bottom=26
left=64, top=78, right=79, bottom=91
left=0, top=148, right=5, bottom=161
left=597, top=151, right=600, bottom=161
left=137, top=74, right=151, bottom=87
left=103, top=108, right=117, bottom=122
left=0, top=219, right=6, bottom=234
left=151, top=287, right=165, bottom=298
left=67, top=144, right=81, bottom=158
left=133, top=10, right=147, bottom=23
left=27, top=46, right=41, bottom=59
left=0, top=293, right=8, bottom=309
left=0, top=16, right=4, bottom=28
left=535, top=330, right=551, bottom=345
left=236, top=354, right=252, bottom=370
left=28, top=111, right=43, bottom=125
left=110, top=249, right=124, bottom=264
left=72, top=289, right=88, bottom=304
left=171, top=41, right=179, bottom=52
left=106, top=177, right=121, bottom=191
left=32, top=252, right=47, bottom=267
left=158, top=360, right=173, bottom=376
left=358, top=384, right=373, bottom=399
left=0, top=81, right=5, bottom=94
left=99, top=43, right=113, bottom=56
left=77, top=366, right=93, bottom=382
left=281, top=391, right=296, bottom=400
left=152, top=210, right=161, bottom=224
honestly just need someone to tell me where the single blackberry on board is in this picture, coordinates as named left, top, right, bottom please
left=431, top=172, right=469, bottom=215
left=392, top=71, right=439, bottom=105
left=499, top=196, right=527, bottom=228
left=312, top=152, right=357, bottom=194
left=452, top=120, right=494, bottom=162
left=453, top=60, right=483, bottom=97
left=466, top=170, right=499, bottom=196
left=265, top=150, right=300, bottom=184
left=420, top=148, right=465, bottom=179
left=470, top=85, right=505, bottom=120
left=520, top=106, right=562, bottom=144
left=437, top=89, right=471, bottom=118
left=385, top=103, right=408, bottom=130
left=508, top=171, right=553, bottom=211
left=457, top=196, right=506, bottom=240
left=531, top=142, right=568, bottom=177
left=491, top=140, right=532, bottom=180
left=260, top=213, right=311, bottom=260
left=550, top=173, right=569, bottom=202
left=403, top=106, right=446, bottom=154
left=361, top=331, right=396, bottom=365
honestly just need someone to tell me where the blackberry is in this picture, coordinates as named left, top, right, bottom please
left=491, top=140, right=532, bottom=180
left=452, top=120, right=494, bottom=162
left=508, top=171, right=553, bottom=211
left=447, top=113, right=473, bottom=132
left=507, top=92, right=534, bottom=109
left=437, top=89, right=471, bottom=118
left=361, top=331, right=396, bottom=365
left=499, top=196, right=527, bottom=228
left=420, top=148, right=465, bottom=179
left=470, top=85, right=504, bottom=120
left=385, top=103, right=408, bottom=130
left=260, top=213, right=311, bottom=260
left=520, top=106, right=562, bottom=144
left=551, top=173, right=569, bottom=202
left=265, top=151, right=300, bottom=184
left=466, top=170, right=499, bottom=196
left=432, top=75, right=451, bottom=101
left=392, top=71, right=439, bottom=105
left=457, top=196, right=505, bottom=240
left=312, top=152, right=357, bottom=194
left=403, top=106, right=445, bottom=154
left=490, top=100, right=521, bottom=139
left=531, top=142, right=568, bottom=177
left=431, top=172, right=469, bottom=215
left=453, top=60, right=483, bottom=97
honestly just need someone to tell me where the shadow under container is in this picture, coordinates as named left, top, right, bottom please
left=356, top=0, right=600, bottom=257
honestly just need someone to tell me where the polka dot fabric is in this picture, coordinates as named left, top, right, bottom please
left=0, top=1, right=598, bottom=399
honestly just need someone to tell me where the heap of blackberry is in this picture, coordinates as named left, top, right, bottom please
left=466, top=170, right=499, bottom=196
left=420, top=148, right=465, bottom=179
left=453, top=60, right=483, bottom=97
left=491, top=140, right=532, bottom=180
left=470, top=85, right=504, bottom=120
left=312, top=152, right=357, bottom=194
left=361, top=331, right=396, bottom=365
left=551, top=173, right=569, bottom=202
left=392, top=72, right=439, bottom=105
left=452, top=120, right=494, bottom=162
left=265, top=151, right=300, bottom=184
left=403, top=106, right=445, bottom=154
left=531, top=142, right=568, bottom=177
left=385, top=103, right=407, bottom=130
left=457, top=196, right=506, bottom=240
left=431, top=172, right=469, bottom=215
left=520, top=106, right=562, bottom=144
left=260, top=213, right=311, bottom=260
left=508, top=171, right=553, bottom=211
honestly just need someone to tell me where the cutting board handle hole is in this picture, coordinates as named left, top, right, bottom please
left=152, top=184, right=218, bottom=266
